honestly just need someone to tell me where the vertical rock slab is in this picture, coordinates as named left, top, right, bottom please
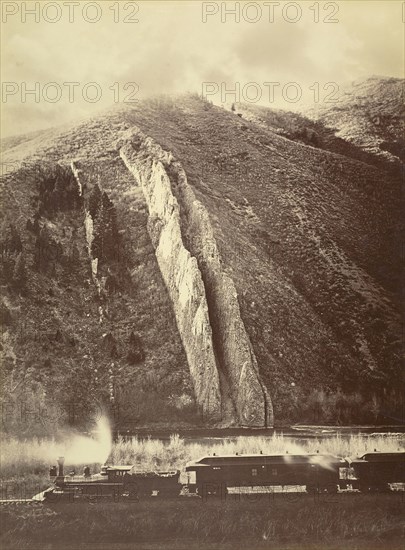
left=170, top=164, right=273, bottom=427
left=120, top=128, right=273, bottom=427
left=120, top=138, right=222, bottom=423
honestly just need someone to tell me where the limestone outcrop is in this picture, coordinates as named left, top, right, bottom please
left=120, top=129, right=273, bottom=427
left=120, top=136, right=222, bottom=422
left=168, top=161, right=273, bottom=427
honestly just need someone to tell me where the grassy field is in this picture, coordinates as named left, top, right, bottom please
left=108, top=432, right=405, bottom=469
left=2, top=433, right=404, bottom=475
left=0, top=493, right=404, bottom=550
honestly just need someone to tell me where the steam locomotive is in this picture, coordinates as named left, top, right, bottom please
left=36, top=451, right=404, bottom=502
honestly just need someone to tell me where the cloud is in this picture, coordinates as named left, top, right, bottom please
left=1, top=1, right=403, bottom=137
left=234, top=21, right=311, bottom=78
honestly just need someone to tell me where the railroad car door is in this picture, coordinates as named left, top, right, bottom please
left=265, top=463, right=281, bottom=486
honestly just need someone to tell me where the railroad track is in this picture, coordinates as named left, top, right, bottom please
left=0, top=487, right=403, bottom=505
left=0, top=499, right=41, bottom=504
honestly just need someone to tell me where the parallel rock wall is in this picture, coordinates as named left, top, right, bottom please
left=71, top=161, right=102, bottom=323
left=169, top=162, right=273, bottom=427
left=120, top=136, right=222, bottom=422
left=120, top=129, right=273, bottom=427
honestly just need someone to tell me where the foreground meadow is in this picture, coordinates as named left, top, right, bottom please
left=0, top=493, right=404, bottom=550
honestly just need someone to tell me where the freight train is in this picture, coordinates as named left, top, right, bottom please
left=35, top=451, right=405, bottom=502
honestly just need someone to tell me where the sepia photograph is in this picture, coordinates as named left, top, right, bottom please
left=0, top=1, right=404, bottom=549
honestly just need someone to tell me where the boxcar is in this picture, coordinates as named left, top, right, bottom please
left=185, top=453, right=346, bottom=496
left=350, top=452, right=405, bottom=492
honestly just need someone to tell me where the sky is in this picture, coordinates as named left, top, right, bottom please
left=1, top=0, right=404, bottom=137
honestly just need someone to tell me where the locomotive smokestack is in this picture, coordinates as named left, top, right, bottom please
left=57, top=457, right=65, bottom=477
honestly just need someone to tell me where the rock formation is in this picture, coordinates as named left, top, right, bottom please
left=120, top=129, right=272, bottom=426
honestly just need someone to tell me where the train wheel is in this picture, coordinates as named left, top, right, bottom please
left=127, top=490, right=140, bottom=502
left=306, top=484, right=338, bottom=494
left=197, top=483, right=227, bottom=498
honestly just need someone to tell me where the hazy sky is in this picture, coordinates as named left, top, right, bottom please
left=1, top=0, right=404, bottom=137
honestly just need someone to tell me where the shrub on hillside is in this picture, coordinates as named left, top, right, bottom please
left=33, top=226, right=63, bottom=273
left=300, top=388, right=393, bottom=425
left=0, top=223, right=22, bottom=256
left=29, top=162, right=81, bottom=217
left=12, top=252, right=27, bottom=291
left=126, top=331, right=145, bottom=365
left=88, top=187, right=121, bottom=266
left=0, top=301, right=12, bottom=326
left=0, top=224, right=25, bottom=287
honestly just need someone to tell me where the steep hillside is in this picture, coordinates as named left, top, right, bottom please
left=232, top=102, right=394, bottom=171
left=305, top=76, right=404, bottom=165
left=1, top=92, right=402, bottom=431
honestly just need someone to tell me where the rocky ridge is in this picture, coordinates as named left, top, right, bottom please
left=120, top=129, right=272, bottom=426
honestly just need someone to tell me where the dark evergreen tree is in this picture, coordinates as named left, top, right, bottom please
left=26, top=219, right=34, bottom=232
left=0, top=301, right=12, bottom=326
left=34, top=226, right=62, bottom=272
left=127, top=332, right=145, bottom=365
left=92, top=192, right=119, bottom=264
left=12, top=252, right=27, bottom=291
left=32, top=213, right=41, bottom=234
left=34, top=163, right=80, bottom=216
left=70, top=243, right=80, bottom=264
left=102, top=193, right=118, bottom=261
left=0, top=223, right=22, bottom=257
left=87, top=184, right=102, bottom=219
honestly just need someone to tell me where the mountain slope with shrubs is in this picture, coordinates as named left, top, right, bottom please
left=306, top=76, right=404, bottom=165
left=1, top=78, right=402, bottom=431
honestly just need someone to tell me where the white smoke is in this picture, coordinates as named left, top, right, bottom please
left=1, top=415, right=112, bottom=472
left=58, top=415, right=112, bottom=466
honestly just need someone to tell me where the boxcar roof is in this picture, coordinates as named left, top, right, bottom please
left=187, top=453, right=344, bottom=467
left=356, top=452, right=405, bottom=462
left=103, top=465, right=133, bottom=471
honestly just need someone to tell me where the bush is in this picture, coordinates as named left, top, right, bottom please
left=12, top=252, right=27, bottom=291
left=300, top=388, right=390, bottom=425
left=126, top=332, right=145, bottom=365
left=31, top=163, right=81, bottom=216
left=90, top=190, right=120, bottom=266
left=33, top=227, right=63, bottom=273
left=0, top=301, right=12, bottom=326
left=0, top=223, right=22, bottom=256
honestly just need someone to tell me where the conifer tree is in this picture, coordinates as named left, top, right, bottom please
left=0, top=223, right=22, bottom=256
left=88, top=184, right=102, bottom=219
left=12, top=252, right=27, bottom=290
left=91, top=192, right=119, bottom=263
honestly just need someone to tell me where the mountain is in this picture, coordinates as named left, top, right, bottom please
left=305, top=76, right=405, bottom=165
left=1, top=83, right=403, bottom=433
